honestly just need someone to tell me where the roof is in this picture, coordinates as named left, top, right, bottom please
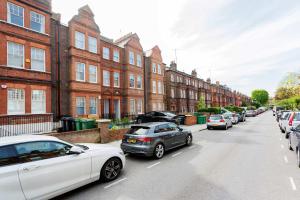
left=0, top=135, right=62, bottom=146
left=100, top=35, right=114, bottom=44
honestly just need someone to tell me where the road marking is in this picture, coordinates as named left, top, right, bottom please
left=289, top=177, right=297, bottom=191
left=104, top=178, right=127, bottom=189
left=281, top=144, right=284, bottom=149
left=284, top=156, right=288, bottom=163
left=172, top=151, right=183, bottom=158
left=147, top=162, right=161, bottom=169
left=188, top=146, right=196, bottom=149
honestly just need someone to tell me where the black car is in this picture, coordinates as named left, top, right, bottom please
left=136, top=111, right=179, bottom=124
left=289, top=124, right=300, bottom=168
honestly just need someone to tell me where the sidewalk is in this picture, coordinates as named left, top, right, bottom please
left=108, top=123, right=207, bottom=148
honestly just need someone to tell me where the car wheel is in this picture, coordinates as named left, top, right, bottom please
left=137, top=119, right=142, bottom=124
left=186, top=134, right=192, bottom=146
left=289, top=138, right=293, bottom=151
left=285, top=132, right=289, bottom=139
left=154, top=143, right=165, bottom=159
left=100, top=157, right=122, bottom=182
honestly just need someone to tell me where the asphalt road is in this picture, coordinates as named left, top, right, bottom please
left=55, top=111, right=300, bottom=200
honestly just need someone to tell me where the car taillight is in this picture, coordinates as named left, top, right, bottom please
left=289, top=113, right=295, bottom=126
left=220, top=119, right=225, bottom=122
left=207, top=119, right=211, bottom=122
left=137, top=137, right=152, bottom=143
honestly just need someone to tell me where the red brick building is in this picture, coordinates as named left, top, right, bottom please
left=144, top=46, right=165, bottom=112
left=68, top=5, right=101, bottom=117
left=99, top=35, right=123, bottom=119
left=0, top=0, right=52, bottom=116
left=115, top=33, right=144, bottom=116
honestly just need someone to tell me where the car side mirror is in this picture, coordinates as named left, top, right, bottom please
left=178, top=127, right=183, bottom=131
left=67, top=146, right=84, bottom=155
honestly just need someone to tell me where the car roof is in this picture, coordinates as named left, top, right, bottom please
left=131, top=122, right=172, bottom=127
left=0, top=135, right=62, bottom=146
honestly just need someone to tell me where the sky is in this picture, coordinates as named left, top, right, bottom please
left=52, top=0, right=300, bottom=96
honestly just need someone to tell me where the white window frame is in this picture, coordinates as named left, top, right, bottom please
left=136, top=54, right=142, bottom=67
left=129, top=74, right=135, bottom=88
left=30, top=11, right=45, bottom=33
left=152, top=80, right=156, bottom=94
left=129, top=51, right=134, bottom=65
left=152, top=63, right=156, bottom=73
left=103, top=47, right=110, bottom=59
left=7, top=41, right=24, bottom=69
left=157, top=64, right=161, bottom=74
left=76, top=97, right=86, bottom=115
left=171, top=88, right=175, bottom=98
left=130, top=99, right=136, bottom=114
left=89, top=97, right=97, bottom=115
left=113, top=50, right=120, bottom=62
left=113, top=72, right=120, bottom=88
left=103, top=70, right=110, bottom=86
left=31, top=90, right=46, bottom=114
left=76, top=63, right=85, bottom=82
left=171, top=74, right=174, bottom=82
left=137, top=99, right=143, bottom=114
left=158, top=81, right=162, bottom=94
left=7, top=2, right=24, bottom=27
left=88, top=36, right=97, bottom=53
left=137, top=75, right=142, bottom=89
left=89, top=65, right=97, bottom=83
left=75, top=31, right=85, bottom=50
left=31, top=47, right=45, bottom=72
left=7, top=88, right=25, bottom=115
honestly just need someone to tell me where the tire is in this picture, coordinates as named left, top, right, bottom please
left=186, top=134, right=192, bottom=146
left=289, top=138, right=293, bottom=151
left=285, top=132, right=289, bottom=139
left=153, top=143, right=165, bottom=159
left=100, top=157, right=122, bottom=182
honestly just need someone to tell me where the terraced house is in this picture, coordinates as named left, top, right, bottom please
left=0, top=0, right=53, bottom=133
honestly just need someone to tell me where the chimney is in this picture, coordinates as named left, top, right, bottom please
left=191, top=69, right=197, bottom=77
left=216, top=81, right=220, bottom=86
left=206, top=78, right=211, bottom=84
left=170, top=61, right=177, bottom=71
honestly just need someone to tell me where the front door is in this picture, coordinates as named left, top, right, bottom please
left=113, top=99, right=120, bottom=119
left=103, top=99, right=110, bottom=119
left=16, top=141, right=91, bottom=200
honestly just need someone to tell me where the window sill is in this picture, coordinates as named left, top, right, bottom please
left=0, top=20, right=49, bottom=36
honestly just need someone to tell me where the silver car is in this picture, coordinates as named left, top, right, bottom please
left=121, top=122, right=193, bottom=159
left=207, top=114, right=233, bottom=130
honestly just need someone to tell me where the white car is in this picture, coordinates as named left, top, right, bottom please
left=0, top=135, right=126, bottom=200
left=207, top=114, right=233, bottom=130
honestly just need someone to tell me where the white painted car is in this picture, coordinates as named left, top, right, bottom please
left=0, top=135, right=125, bottom=200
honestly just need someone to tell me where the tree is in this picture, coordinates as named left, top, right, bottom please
left=251, top=89, right=269, bottom=105
left=197, top=95, right=206, bottom=110
left=275, top=72, right=300, bottom=100
left=279, top=72, right=300, bottom=88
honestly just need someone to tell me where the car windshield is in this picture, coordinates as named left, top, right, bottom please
left=162, top=112, right=176, bottom=117
left=75, top=144, right=89, bottom=150
left=210, top=116, right=222, bottom=120
left=128, top=126, right=150, bottom=135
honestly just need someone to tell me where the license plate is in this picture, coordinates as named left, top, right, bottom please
left=127, top=139, right=136, bottom=143
left=212, top=124, right=218, bottom=126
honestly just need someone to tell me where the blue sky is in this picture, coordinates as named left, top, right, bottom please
left=52, top=0, right=300, bottom=96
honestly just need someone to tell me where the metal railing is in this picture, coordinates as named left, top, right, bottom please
left=0, top=114, right=60, bottom=137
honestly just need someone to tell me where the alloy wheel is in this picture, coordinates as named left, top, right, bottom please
left=103, top=158, right=121, bottom=181
left=154, top=144, right=164, bottom=159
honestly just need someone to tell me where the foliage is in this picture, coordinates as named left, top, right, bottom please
left=275, top=86, right=300, bottom=100
left=197, top=95, right=206, bottom=110
left=251, top=89, right=269, bottom=105
left=251, top=100, right=262, bottom=109
left=198, top=107, right=221, bottom=114
left=279, top=72, right=300, bottom=88
left=276, top=96, right=300, bottom=110
left=224, top=106, right=244, bottom=113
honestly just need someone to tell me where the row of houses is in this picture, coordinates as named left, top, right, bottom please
left=0, top=0, right=250, bottom=125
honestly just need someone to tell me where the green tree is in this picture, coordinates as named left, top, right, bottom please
left=197, top=95, right=206, bottom=110
left=251, top=89, right=269, bottom=105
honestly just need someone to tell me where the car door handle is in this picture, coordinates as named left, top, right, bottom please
left=23, top=165, right=40, bottom=171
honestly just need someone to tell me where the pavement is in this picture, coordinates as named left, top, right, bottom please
left=54, top=111, right=300, bottom=200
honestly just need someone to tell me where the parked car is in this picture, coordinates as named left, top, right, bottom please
left=284, top=112, right=300, bottom=139
left=273, top=106, right=284, bottom=116
left=238, top=110, right=246, bottom=122
left=207, top=114, right=233, bottom=130
left=289, top=124, right=300, bottom=168
left=226, top=113, right=239, bottom=124
left=121, top=122, right=192, bottom=159
left=278, top=111, right=291, bottom=133
left=136, top=111, right=179, bottom=124
left=0, top=135, right=125, bottom=200
left=246, top=110, right=257, bottom=117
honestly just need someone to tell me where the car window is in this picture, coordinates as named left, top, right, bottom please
left=128, top=127, right=149, bottom=135
left=0, top=145, right=19, bottom=167
left=294, top=113, right=300, bottom=121
left=210, top=116, right=221, bottom=120
left=15, top=141, right=72, bottom=163
left=155, top=112, right=165, bottom=117
left=167, top=123, right=177, bottom=131
left=155, top=124, right=169, bottom=133
left=295, top=124, right=300, bottom=132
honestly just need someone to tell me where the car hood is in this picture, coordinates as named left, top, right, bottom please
left=78, top=143, right=121, bottom=152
